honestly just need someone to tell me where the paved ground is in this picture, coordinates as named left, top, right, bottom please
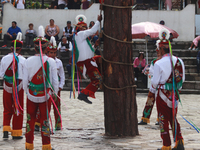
left=0, top=90, right=199, bottom=150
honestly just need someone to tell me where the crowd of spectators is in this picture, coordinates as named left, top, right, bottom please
left=1, top=19, right=101, bottom=79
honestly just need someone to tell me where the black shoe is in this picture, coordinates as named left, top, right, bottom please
left=12, top=136, right=23, bottom=139
left=138, top=120, right=147, bottom=125
left=155, top=121, right=159, bottom=125
left=77, top=93, right=92, bottom=104
left=34, top=125, right=40, bottom=131
left=172, top=140, right=184, bottom=150
left=3, top=131, right=8, bottom=138
left=56, top=127, right=61, bottom=130
left=52, top=148, right=55, bottom=150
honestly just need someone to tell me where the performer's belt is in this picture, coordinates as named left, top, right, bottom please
left=29, top=82, right=48, bottom=92
left=158, top=81, right=182, bottom=91
left=4, top=75, right=18, bottom=84
left=3, top=81, right=23, bottom=93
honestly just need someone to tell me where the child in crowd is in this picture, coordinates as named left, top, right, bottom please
left=188, top=35, right=200, bottom=50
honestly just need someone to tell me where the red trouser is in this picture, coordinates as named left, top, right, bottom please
left=77, top=58, right=102, bottom=98
left=36, top=91, right=61, bottom=128
left=3, top=87, right=24, bottom=136
left=26, top=98, right=51, bottom=146
left=53, top=91, right=61, bottom=128
left=156, top=90, right=183, bottom=146
left=141, top=91, right=156, bottom=123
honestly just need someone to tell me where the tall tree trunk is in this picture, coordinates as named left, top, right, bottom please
left=103, top=0, right=138, bottom=136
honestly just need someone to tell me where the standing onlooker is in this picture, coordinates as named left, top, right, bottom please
left=58, top=0, right=66, bottom=8
left=133, top=52, right=146, bottom=81
left=67, top=0, right=73, bottom=9
left=16, top=0, right=25, bottom=9
left=73, top=0, right=81, bottom=9
left=49, top=1, right=58, bottom=9
left=2, top=21, right=22, bottom=48
left=63, top=21, right=74, bottom=43
left=82, top=0, right=90, bottom=9
left=1, top=0, right=11, bottom=16
left=45, top=19, right=60, bottom=41
left=57, top=36, right=72, bottom=58
left=25, top=23, right=37, bottom=48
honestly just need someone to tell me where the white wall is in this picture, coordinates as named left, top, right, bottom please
left=2, top=3, right=195, bottom=41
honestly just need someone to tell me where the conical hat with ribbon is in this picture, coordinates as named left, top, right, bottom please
left=11, top=32, right=23, bottom=50
left=158, top=29, right=170, bottom=48
left=33, top=25, right=49, bottom=47
left=47, top=36, right=57, bottom=51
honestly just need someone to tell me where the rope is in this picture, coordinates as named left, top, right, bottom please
left=102, top=31, right=133, bottom=44
left=103, top=83, right=137, bottom=90
left=102, top=55, right=134, bottom=66
left=98, top=1, right=136, bottom=90
left=101, top=3, right=132, bottom=9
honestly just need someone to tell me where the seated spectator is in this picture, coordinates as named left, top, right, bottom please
left=25, top=23, right=37, bottom=48
left=63, top=21, right=74, bottom=43
left=16, top=0, right=25, bottom=9
left=197, top=50, right=200, bottom=73
left=49, top=1, right=58, bottom=9
left=1, top=0, right=11, bottom=16
left=188, top=35, right=200, bottom=50
left=73, top=0, right=81, bottom=9
left=2, top=21, right=22, bottom=48
left=45, top=19, right=60, bottom=41
left=58, top=0, right=66, bottom=9
left=57, top=36, right=72, bottom=58
left=133, top=52, right=146, bottom=81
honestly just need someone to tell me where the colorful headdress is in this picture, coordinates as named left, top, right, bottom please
left=47, top=36, right=57, bottom=51
left=158, top=29, right=170, bottom=48
left=33, top=25, right=49, bottom=48
left=11, top=32, right=23, bottom=50
left=75, top=14, right=87, bottom=31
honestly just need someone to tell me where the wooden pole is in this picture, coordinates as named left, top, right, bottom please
left=103, top=0, right=138, bottom=136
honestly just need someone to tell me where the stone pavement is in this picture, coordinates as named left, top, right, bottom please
left=0, top=90, right=200, bottom=150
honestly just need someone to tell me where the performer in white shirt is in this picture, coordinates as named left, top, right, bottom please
left=0, top=32, right=25, bottom=139
left=151, top=30, right=185, bottom=150
left=47, top=36, right=65, bottom=130
left=74, top=14, right=102, bottom=104
left=23, top=26, right=58, bottom=150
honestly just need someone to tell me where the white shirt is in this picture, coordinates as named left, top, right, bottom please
left=57, top=41, right=72, bottom=52
left=151, top=55, right=185, bottom=90
left=23, top=55, right=59, bottom=103
left=16, top=0, right=25, bottom=9
left=0, top=53, right=25, bottom=79
left=63, top=27, right=74, bottom=37
left=55, top=57, right=65, bottom=89
left=75, top=21, right=100, bottom=62
left=58, top=0, right=66, bottom=5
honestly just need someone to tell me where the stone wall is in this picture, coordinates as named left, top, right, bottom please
left=2, top=3, right=195, bottom=41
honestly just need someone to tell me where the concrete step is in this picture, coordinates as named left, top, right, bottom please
left=185, top=73, right=200, bottom=81
left=185, top=65, right=197, bottom=73
left=182, top=81, right=200, bottom=90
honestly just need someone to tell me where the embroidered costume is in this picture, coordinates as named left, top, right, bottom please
left=0, top=34, right=25, bottom=139
left=24, top=26, right=58, bottom=150
left=152, top=30, right=185, bottom=150
left=75, top=15, right=102, bottom=104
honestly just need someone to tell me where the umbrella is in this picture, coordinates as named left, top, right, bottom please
left=132, top=21, right=179, bottom=39
left=132, top=21, right=179, bottom=63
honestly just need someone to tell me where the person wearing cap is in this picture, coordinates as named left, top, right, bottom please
left=0, top=32, right=25, bottom=140
left=151, top=30, right=185, bottom=150
left=23, top=26, right=58, bottom=150
left=47, top=36, right=65, bottom=130
left=63, top=21, right=74, bottom=43
left=138, top=46, right=161, bottom=125
left=74, top=15, right=102, bottom=104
